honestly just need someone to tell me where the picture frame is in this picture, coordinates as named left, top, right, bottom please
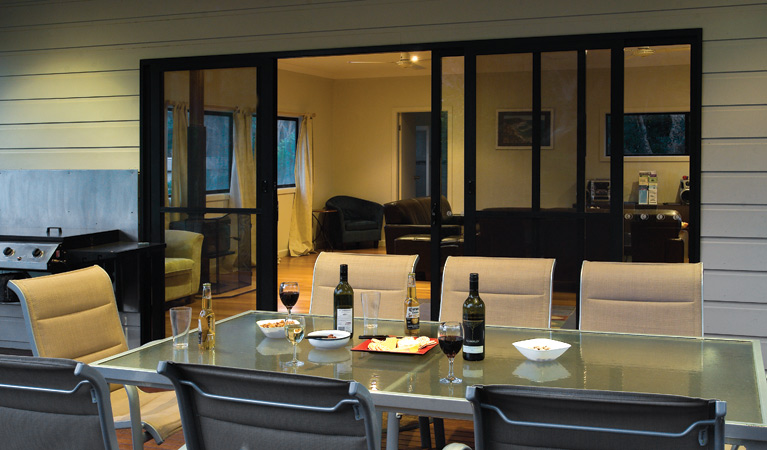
left=496, top=109, right=553, bottom=150
left=604, top=112, right=689, bottom=159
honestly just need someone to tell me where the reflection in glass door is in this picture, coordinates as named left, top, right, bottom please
left=622, top=45, right=691, bottom=263
left=162, top=67, right=260, bottom=298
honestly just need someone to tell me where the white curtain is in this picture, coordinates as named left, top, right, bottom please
left=168, top=103, right=189, bottom=227
left=231, top=109, right=258, bottom=266
left=288, top=115, right=314, bottom=256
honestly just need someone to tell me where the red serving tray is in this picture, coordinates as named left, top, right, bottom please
left=351, top=338, right=439, bottom=355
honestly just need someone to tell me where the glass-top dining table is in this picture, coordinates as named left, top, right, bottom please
left=92, top=310, right=767, bottom=448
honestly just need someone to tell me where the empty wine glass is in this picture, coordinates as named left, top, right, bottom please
left=283, top=315, right=305, bottom=367
left=279, top=281, right=300, bottom=318
left=438, top=321, right=463, bottom=384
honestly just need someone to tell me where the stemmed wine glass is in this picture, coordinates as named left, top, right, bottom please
left=279, top=281, right=300, bottom=319
left=283, top=315, right=305, bottom=367
left=438, top=322, right=463, bottom=384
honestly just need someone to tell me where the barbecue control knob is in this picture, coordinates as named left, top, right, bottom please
left=3, top=247, right=13, bottom=257
left=32, top=248, right=43, bottom=258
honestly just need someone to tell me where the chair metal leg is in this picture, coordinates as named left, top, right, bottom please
left=124, top=385, right=145, bottom=450
left=386, top=413, right=401, bottom=450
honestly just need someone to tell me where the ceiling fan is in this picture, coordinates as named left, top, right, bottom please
left=347, top=52, right=429, bottom=70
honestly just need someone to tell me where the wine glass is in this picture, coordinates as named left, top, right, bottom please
left=438, top=322, right=463, bottom=384
left=279, top=281, right=300, bottom=319
left=283, top=315, right=305, bottom=367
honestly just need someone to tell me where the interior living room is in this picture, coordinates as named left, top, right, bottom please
left=156, top=43, right=694, bottom=326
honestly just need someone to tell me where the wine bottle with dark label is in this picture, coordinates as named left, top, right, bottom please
left=462, top=273, right=485, bottom=361
left=333, top=264, right=354, bottom=333
left=404, top=272, right=420, bottom=336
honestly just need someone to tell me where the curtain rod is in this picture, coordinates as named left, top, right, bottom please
left=166, top=101, right=315, bottom=118
left=279, top=111, right=316, bottom=118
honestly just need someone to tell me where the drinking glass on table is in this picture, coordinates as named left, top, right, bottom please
left=169, top=306, right=192, bottom=349
left=438, top=321, right=463, bottom=384
left=284, top=315, right=305, bottom=367
left=279, top=281, right=300, bottom=318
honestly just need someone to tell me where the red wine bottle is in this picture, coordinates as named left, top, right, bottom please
left=462, top=273, right=485, bottom=361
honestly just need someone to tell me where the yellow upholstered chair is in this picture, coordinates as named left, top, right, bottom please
left=309, top=251, right=418, bottom=320
left=579, top=260, right=703, bottom=337
left=165, top=229, right=203, bottom=304
left=439, top=256, right=556, bottom=328
left=9, top=265, right=181, bottom=450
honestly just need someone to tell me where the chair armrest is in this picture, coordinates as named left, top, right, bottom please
left=165, top=230, right=204, bottom=292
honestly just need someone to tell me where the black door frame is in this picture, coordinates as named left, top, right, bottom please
left=139, top=28, right=702, bottom=331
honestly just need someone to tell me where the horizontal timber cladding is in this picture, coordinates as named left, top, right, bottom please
left=0, top=1, right=766, bottom=364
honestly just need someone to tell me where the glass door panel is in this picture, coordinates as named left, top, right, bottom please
left=622, top=45, right=691, bottom=262
left=476, top=53, right=533, bottom=211
left=583, top=49, right=613, bottom=263
left=475, top=53, right=533, bottom=258
left=540, top=51, right=577, bottom=210
left=163, top=67, right=259, bottom=300
left=439, top=55, right=465, bottom=301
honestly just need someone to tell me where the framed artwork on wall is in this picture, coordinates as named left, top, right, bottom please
left=496, top=109, right=553, bottom=149
left=604, top=112, right=689, bottom=158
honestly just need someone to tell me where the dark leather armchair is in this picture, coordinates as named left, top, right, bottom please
left=382, top=196, right=463, bottom=280
left=324, top=195, right=384, bottom=249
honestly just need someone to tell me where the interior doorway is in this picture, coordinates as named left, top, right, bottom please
left=398, top=111, right=430, bottom=199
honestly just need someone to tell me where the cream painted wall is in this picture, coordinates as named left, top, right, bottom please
left=330, top=76, right=430, bottom=206
left=276, top=69, right=334, bottom=255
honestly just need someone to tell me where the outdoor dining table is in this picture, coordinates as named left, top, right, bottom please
left=92, top=310, right=767, bottom=449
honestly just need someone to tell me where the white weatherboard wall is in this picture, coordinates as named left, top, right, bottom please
left=1, top=1, right=766, bottom=363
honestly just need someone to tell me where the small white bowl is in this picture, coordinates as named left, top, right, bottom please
left=512, top=338, right=571, bottom=362
left=306, top=330, right=351, bottom=350
left=257, top=319, right=297, bottom=339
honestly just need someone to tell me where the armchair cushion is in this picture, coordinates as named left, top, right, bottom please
left=164, top=229, right=203, bottom=302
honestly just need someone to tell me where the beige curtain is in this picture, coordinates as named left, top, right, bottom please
left=288, top=115, right=314, bottom=256
left=231, top=109, right=258, bottom=266
left=168, top=103, right=189, bottom=227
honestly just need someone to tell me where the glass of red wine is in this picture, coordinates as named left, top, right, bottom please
left=279, top=282, right=300, bottom=319
left=438, top=321, right=463, bottom=384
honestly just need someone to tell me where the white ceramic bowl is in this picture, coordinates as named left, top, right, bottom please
left=512, top=338, right=571, bottom=362
left=257, top=318, right=297, bottom=339
left=306, top=330, right=351, bottom=350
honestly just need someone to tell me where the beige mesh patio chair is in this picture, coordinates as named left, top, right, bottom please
left=579, top=261, right=704, bottom=337
left=0, top=355, right=119, bottom=450
left=309, top=251, right=418, bottom=319
left=9, top=265, right=181, bottom=450
left=439, top=255, right=556, bottom=328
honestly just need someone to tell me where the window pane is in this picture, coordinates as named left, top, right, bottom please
left=205, top=112, right=233, bottom=193
left=277, top=118, right=297, bottom=187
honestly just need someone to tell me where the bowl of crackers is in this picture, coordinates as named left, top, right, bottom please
left=257, top=318, right=298, bottom=339
left=512, top=338, right=571, bottom=362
